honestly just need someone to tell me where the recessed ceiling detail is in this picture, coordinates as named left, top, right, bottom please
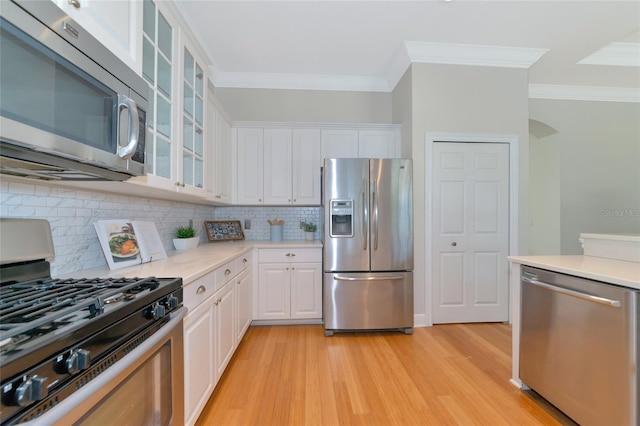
left=529, top=84, right=640, bottom=103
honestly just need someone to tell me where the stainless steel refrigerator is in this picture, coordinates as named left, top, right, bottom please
left=323, top=158, right=413, bottom=336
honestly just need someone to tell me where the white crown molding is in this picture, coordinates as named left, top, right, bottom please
left=529, top=84, right=640, bottom=103
left=578, top=42, right=640, bottom=67
left=403, top=41, right=548, bottom=68
left=210, top=68, right=390, bottom=92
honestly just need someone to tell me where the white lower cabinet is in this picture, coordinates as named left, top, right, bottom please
left=183, top=251, right=253, bottom=426
left=257, top=248, right=322, bottom=320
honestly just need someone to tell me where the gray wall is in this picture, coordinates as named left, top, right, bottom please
left=214, top=87, right=392, bottom=123
left=406, top=63, right=530, bottom=324
left=391, top=67, right=413, bottom=157
left=529, top=99, right=640, bottom=254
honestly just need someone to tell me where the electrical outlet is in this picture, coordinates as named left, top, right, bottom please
left=245, top=219, right=251, bottom=229
left=300, top=219, right=305, bottom=229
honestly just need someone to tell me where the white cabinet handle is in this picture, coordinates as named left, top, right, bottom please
left=196, top=285, right=206, bottom=294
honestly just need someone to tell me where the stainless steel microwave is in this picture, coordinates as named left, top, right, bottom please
left=0, top=0, right=147, bottom=181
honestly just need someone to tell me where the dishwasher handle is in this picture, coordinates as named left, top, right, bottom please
left=522, top=276, right=621, bottom=308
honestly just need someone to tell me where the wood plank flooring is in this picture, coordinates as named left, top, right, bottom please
left=195, top=324, right=575, bottom=426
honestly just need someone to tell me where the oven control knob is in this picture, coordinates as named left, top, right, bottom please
left=146, top=302, right=166, bottom=319
left=166, top=294, right=179, bottom=309
left=15, top=375, right=48, bottom=407
left=66, top=349, right=91, bottom=374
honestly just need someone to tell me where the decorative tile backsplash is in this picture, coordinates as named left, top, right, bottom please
left=0, top=180, right=322, bottom=276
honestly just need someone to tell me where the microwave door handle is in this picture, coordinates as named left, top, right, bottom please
left=117, top=94, right=139, bottom=159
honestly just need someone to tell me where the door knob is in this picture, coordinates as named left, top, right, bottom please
left=451, top=242, right=457, bottom=247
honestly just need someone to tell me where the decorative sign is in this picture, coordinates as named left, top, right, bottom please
left=205, top=220, right=245, bottom=242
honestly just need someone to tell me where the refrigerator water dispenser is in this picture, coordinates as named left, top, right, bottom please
left=330, top=199, right=354, bottom=237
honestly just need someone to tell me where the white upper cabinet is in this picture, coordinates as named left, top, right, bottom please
left=358, top=129, right=400, bottom=158
left=321, top=129, right=358, bottom=160
left=321, top=127, right=400, bottom=162
left=292, top=129, right=322, bottom=205
left=236, top=127, right=321, bottom=206
left=52, top=0, right=142, bottom=73
left=236, top=128, right=264, bottom=205
left=209, top=96, right=234, bottom=204
left=264, top=129, right=293, bottom=205
left=180, top=44, right=207, bottom=195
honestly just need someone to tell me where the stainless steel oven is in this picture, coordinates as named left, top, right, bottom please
left=0, top=219, right=185, bottom=425
left=0, top=0, right=147, bottom=181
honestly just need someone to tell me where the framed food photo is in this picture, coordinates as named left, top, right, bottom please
left=205, top=220, right=245, bottom=242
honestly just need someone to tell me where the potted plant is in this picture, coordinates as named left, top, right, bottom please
left=173, top=225, right=199, bottom=251
left=303, top=222, right=317, bottom=241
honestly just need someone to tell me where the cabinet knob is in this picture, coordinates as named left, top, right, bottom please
left=258, top=199, right=262, bottom=202
left=68, top=0, right=81, bottom=8
left=451, top=242, right=457, bottom=247
left=216, top=195, right=221, bottom=199
left=243, top=258, right=248, bottom=263
left=225, top=269, right=231, bottom=275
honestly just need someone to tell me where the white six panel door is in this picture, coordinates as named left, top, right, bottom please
left=432, top=142, right=509, bottom=323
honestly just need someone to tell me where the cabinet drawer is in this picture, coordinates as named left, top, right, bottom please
left=258, top=248, right=321, bottom=263
left=235, top=253, right=252, bottom=273
left=183, top=272, right=216, bottom=312
left=215, top=259, right=237, bottom=291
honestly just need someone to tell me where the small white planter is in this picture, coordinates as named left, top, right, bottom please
left=173, top=237, right=199, bottom=251
left=305, top=232, right=315, bottom=241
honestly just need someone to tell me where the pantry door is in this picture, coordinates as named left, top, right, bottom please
left=431, top=142, right=509, bottom=323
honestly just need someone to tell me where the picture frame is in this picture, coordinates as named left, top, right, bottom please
left=205, top=220, right=245, bottom=242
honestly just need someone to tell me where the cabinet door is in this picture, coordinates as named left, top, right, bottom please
left=258, top=263, right=291, bottom=319
left=214, top=282, right=235, bottom=382
left=292, top=129, right=321, bottom=205
left=290, top=263, right=323, bottom=319
left=53, top=0, right=140, bottom=72
left=236, top=128, right=264, bottom=204
left=263, top=129, right=293, bottom=205
left=184, top=298, right=215, bottom=426
left=321, top=129, right=358, bottom=161
left=358, top=130, right=399, bottom=158
left=235, top=268, right=252, bottom=344
left=215, top=111, right=233, bottom=203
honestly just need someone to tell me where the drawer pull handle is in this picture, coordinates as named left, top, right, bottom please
left=225, top=269, right=231, bottom=275
left=196, top=285, right=206, bottom=294
left=243, top=258, right=248, bottom=263
left=285, top=253, right=296, bottom=257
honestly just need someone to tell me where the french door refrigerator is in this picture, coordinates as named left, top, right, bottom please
left=323, top=158, right=413, bottom=336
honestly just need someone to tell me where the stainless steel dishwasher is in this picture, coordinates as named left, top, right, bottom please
left=520, top=266, right=639, bottom=426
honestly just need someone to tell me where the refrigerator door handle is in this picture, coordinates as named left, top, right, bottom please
left=373, top=178, right=379, bottom=250
left=334, top=275, right=405, bottom=281
left=362, top=179, right=368, bottom=251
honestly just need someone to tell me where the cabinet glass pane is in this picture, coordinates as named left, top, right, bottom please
left=195, top=96, right=203, bottom=126
left=157, top=54, right=171, bottom=98
left=195, top=64, right=203, bottom=95
left=156, top=95, right=171, bottom=138
left=147, top=86, right=154, bottom=130
left=184, top=48, right=194, bottom=86
left=183, top=82, right=193, bottom=117
left=195, top=128, right=203, bottom=156
left=156, top=137, right=171, bottom=179
left=157, top=12, right=172, bottom=60
left=183, top=152, right=193, bottom=186
left=143, top=0, right=155, bottom=40
left=183, top=118, right=193, bottom=152
left=142, top=38, right=154, bottom=84
left=195, top=158, right=203, bottom=188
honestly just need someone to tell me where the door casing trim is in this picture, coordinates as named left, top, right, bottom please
left=423, top=132, right=519, bottom=326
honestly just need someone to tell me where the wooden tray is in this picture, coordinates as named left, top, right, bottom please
left=205, top=220, right=245, bottom=242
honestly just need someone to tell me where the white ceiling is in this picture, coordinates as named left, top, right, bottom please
left=175, top=1, right=640, bottom=97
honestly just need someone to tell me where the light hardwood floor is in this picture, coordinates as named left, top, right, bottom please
left=196, top=324, right=575, bottom=426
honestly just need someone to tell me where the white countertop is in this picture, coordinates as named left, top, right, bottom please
left=59, top=240, right=323, bottom=285
left=508, top=255, right=640, bottom=289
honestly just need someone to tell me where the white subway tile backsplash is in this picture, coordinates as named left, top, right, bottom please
left=1, top=181, right=324, bottom=276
